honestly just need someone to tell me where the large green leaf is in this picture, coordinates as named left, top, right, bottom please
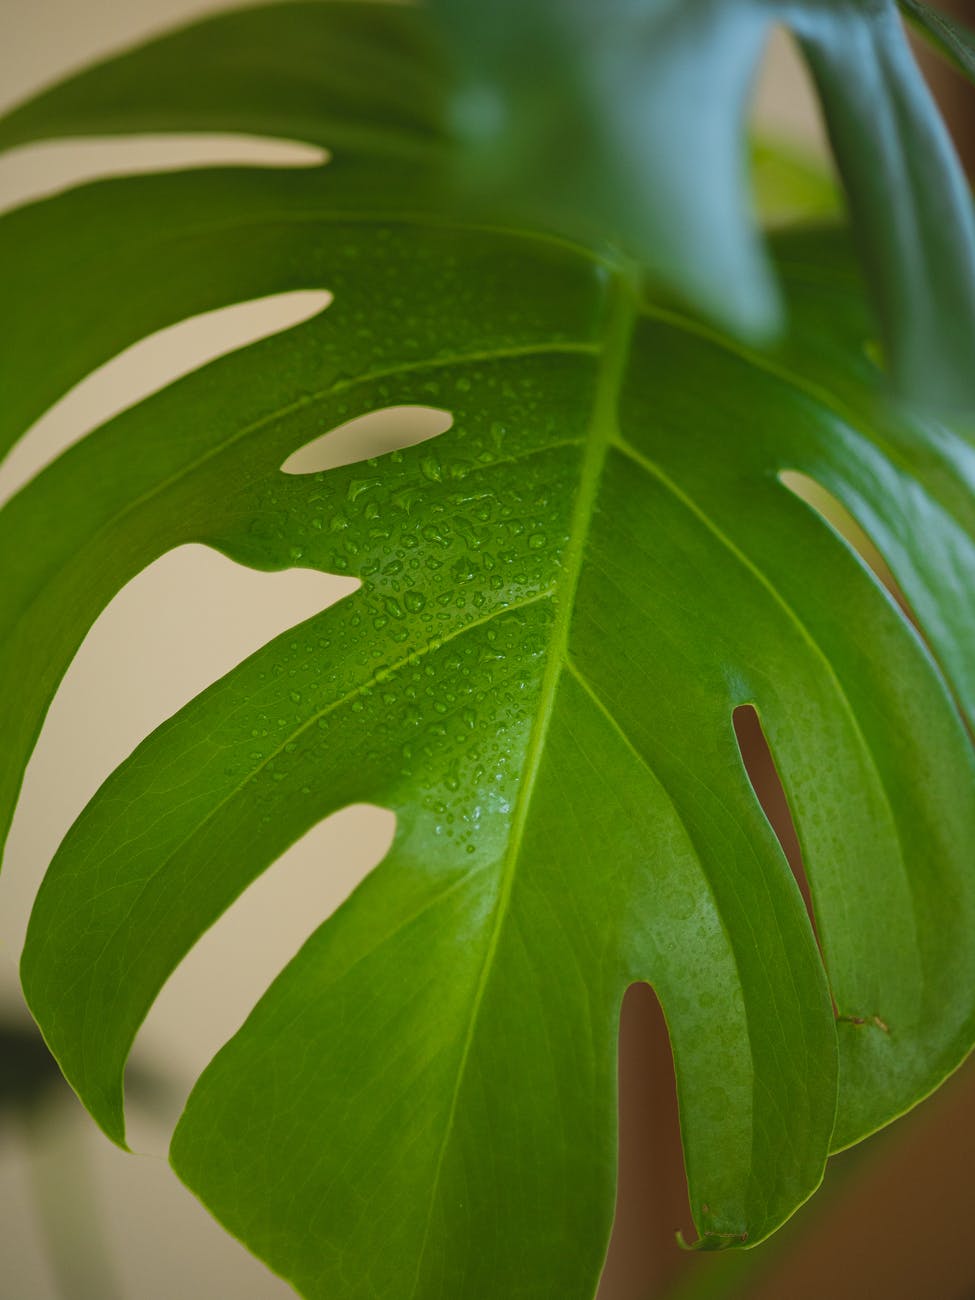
left=2, top=4, right=975, bottom=1298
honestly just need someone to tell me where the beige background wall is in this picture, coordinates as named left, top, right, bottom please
left=0, top=7, right=826, bottom=1298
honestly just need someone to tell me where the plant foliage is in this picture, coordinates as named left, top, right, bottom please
left=900, top=0, right=975, bottom=83
left=2, top=3, right=975, bottom=1297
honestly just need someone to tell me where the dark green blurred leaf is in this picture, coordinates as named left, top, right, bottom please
left=789, top=0, right=975, bottom=414
left=432, top=0, right=975, bottom=411
left=430, top=0, right=781, bottom=339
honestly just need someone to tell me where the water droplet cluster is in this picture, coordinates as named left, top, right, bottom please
left=177, top=219, right=605, bottom=872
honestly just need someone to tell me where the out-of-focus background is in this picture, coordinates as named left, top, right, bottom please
left=1, top=3, right=974, bottom=1297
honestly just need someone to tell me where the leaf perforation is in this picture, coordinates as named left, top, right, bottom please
left=563, top=656, right=799, bottom=1241
left=611, top=431, right=911, bottom=916
left=406, top=270, right=637, bottom=1292
left=58, top=583, right=561, bottom=1132
left=639, top=297, right=975, bottom=516
left=4, top=348, right=594, bottom=642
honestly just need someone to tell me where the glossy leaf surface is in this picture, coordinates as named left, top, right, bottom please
left=2, top=4, right=975, bottom=1298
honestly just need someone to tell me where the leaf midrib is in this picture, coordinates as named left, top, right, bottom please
left=0, top=341, right=596, bottom=859
left=407, top=269, right=637, bottom=1295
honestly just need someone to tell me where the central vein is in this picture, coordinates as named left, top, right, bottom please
left=410, top=266, right=637, bottom=1292
left=507, top=267, right=638, bottom=848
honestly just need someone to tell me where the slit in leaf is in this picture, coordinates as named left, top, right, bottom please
left=598, top=982, right=694, bottom=1300
left=0, top=545, right=351, bottom=958
left=778, top=469, right=918, bottom=628
left=781, top=468, right=973, bottom=742
left=281, top=404, right=453, bottom=474
left=0, top=290, right=332, bottom=507
left=0, top=134, right=328, bottom=215
left=733, top=703, right=818, bottom=944
left=127, top=802, right=396, bottom=1154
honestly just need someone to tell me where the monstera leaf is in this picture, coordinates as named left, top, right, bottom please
left=2, top=3, right=975, bottom=1297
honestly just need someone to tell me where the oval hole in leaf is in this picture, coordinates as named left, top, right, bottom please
left=733, top=703, right=817, bottom=942
left=0, top=544, right=353, bottom=963
left=779, top=469, right=917, bottom=626
left=0, top=134, right=328, bottom=215
left=599, top=982, right=693, bottom=1299
left=281, top=404, right=453, bottom=474
left=126, top=802, right=396, bottom=1154
left=0, top=290, right=331, bottom=507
